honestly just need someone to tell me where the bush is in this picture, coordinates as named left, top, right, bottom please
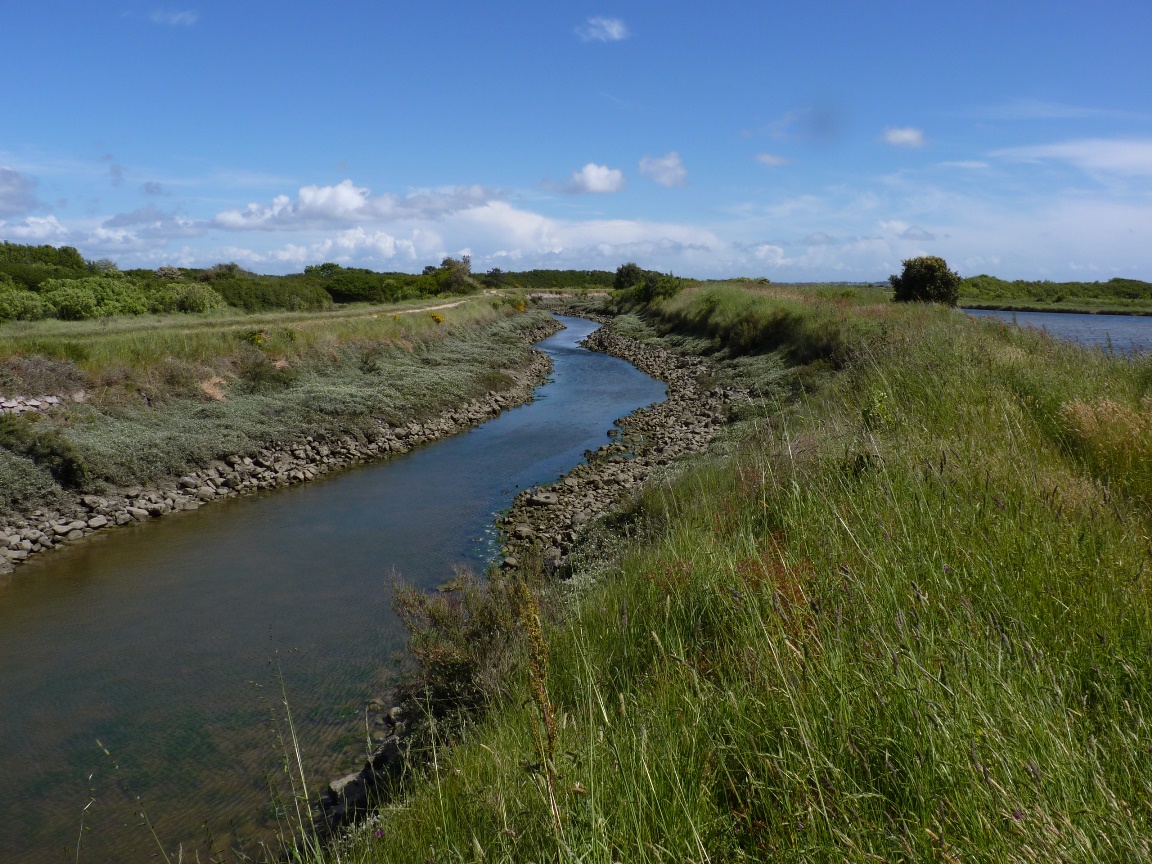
left=614, top=262, right=646, bottom=292
left=0, top=285, right=50, bottom=321
left=38, top=277, right=149, bottom=320
left=889, top=255, right=960, bottom=305
left=149, top=283, right=226, bottom=314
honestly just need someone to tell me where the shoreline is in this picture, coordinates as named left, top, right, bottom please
left=960, top=301, right=1152, bottom=316
left=0, top=317, right=563, bottom=578
left=312, top=308, right=749, bottom=837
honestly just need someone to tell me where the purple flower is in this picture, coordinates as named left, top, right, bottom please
left=1012, top=810, right=1024, bottom=820
left=374, top=828, right=385, bottom=838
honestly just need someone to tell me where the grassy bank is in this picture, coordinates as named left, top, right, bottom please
left=0, top=295, right=548, bottom=515
left=959, top=274, right=1152, bottom=315
left=320, top=281, right=1152, bottom=862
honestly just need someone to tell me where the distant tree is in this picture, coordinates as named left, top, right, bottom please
left=154, top=266, right=182, bottom=280
left=614, top=262, right=646, bottom=292
left=422, top=265, right=438, bottom=276
left=437, top=256, right=476, bottom=294
left=890, top=256, right=960, bottom=306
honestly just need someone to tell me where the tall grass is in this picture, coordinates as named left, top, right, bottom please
left=324, top=286, right=1152, bottom=862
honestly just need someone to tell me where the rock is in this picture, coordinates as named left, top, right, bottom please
left=501, top=556, right=519, bottom=569
left=87, top=515, right=109, bottom=529
left=528, top=492, right=559, bottom=506
left=513, top=524, right=536, bottom=539
left=66, top=529, right=84, bottom=541
left=328, top=773, right=364, bottom=802
left=178, top=476, right=199, bottom=488
left=127, top=507, right=150, bottom=520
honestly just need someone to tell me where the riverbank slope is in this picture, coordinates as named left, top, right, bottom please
left=332, top=281, right=1152, bottom=862
left=1, top=299, right=560, bottom=575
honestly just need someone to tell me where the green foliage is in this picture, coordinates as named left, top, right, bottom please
left=148, top=283, right=227, bottom=314
left=495, top=269, right=614, bottom=290
left=890, top=255, right=961, bottom=305
left=38, top=276, right=150, bottom=320
left=0, top=414, right=88, bottom=487
left=613, top=261, right=646, bottom=292
left=0, top=285, right=50, bottom=321
left=961, top=274, right=1152, bottom=305
left=211, top=275, right=332, bottom=312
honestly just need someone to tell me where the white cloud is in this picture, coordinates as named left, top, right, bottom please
left=576, top=17, right=628, bottom=42
left=150, top=9, right=198, bottom=26
left=0, top=167, right=42, bottom=217
left=883, top=127, right=925, bottom=148
left=938, top=161, right=989, bottom=170
left=754, top=152, right=790, bottom=167
left=639, top=152, right=687, bottom=187
left=0, top=215, right=68, bottom=241
left=213, top=180, right=496, bottom=230
left=558, top=163, right=626, bottom=194
left=992, top=138, right=1152, bottom=177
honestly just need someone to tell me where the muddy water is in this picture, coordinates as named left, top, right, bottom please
left=0, top=315, right=666, bottom=863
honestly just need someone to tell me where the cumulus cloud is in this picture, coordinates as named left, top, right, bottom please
left=992, top=138, right=1152, bottom=177
left=576, top=17, right=628, bottom=42
left=754, top=152, right=790, bottom=167
left=639, top=152, right=687, bottom=187
left=212, top=180, right=497, bottom=230
left=883, top=127, right=925, bottom=148
left=556, top=163, right=626, bottom=194
left=0, top=215, right=68, bottom=241
left=150, top=9, right=198, bottom=25
left=0, top=167, right=43, bottom=217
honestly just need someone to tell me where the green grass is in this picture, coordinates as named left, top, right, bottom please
left=0, top=296, right=545, bottom=514
left=314, top=283, right=1152, bottom=863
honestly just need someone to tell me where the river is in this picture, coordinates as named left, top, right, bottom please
left=965, top=308, right=1152, bottom=353
left=0, top=315, right=666, bottom=863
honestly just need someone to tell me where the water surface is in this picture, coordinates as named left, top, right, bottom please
left=0, top=315, right=666, bottom=863
left=965, top=308, right=1152, bottom=353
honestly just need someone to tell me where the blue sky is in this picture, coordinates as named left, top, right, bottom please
left=2, top=1, right=1150, bottom=280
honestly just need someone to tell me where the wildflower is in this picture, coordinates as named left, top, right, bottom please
left=374, top=828, right=384, bottom=838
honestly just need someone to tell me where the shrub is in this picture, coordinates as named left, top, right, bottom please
left=614, top=262, right=646, bottom=292
left=38, top=277, right=150, bottom=320
left=889, top=255, right=960, bottom=305
left=149, top=283, right=226, bottom=314
left=0, top=285, right=50, bottom=320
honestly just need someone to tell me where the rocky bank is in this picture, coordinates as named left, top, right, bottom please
left=0, top=318, right=563, bottom=576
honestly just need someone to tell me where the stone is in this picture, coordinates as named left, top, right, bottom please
left=87, top=515, right=109, bottom=529
left=66, top=529, right=84, bottom=541
left=127, top=507, right=150, bottom=520
left=501, top=556, right=519, bottom=569
left=512, top=524, right=535, bottom=539
left=528, top=492, right=559, bottom=506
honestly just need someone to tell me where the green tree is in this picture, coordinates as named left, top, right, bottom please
left=614, top=261, right=645, bottom=292
left=890, top=256, right=960, bottom=306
